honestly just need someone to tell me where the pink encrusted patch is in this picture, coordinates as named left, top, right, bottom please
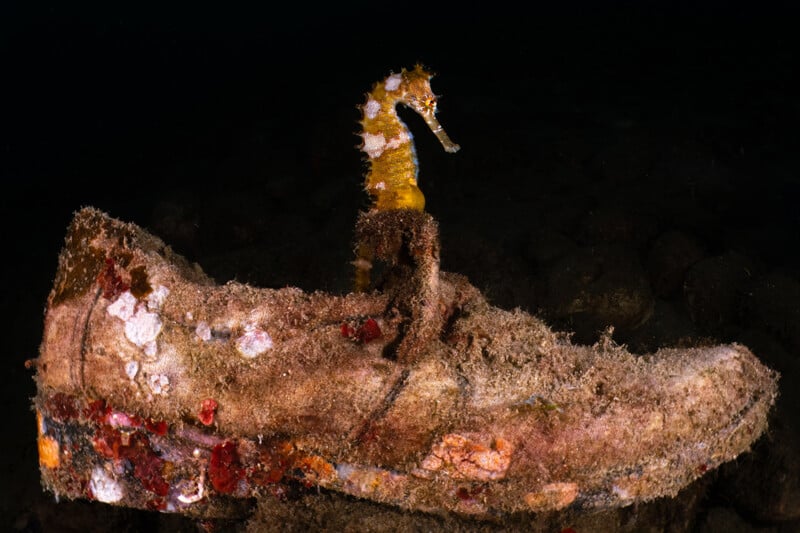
left=418, top=434, right=512, bottom=481
left=125, top=307, right=162, bottom=347
left=107, top=290, right=163, bottom=350
left=384, top=73, right=402, bottom=91
left=195, top=321, right=212, bottom=341
left=524, top=482, right=579, bottom=511
left=148, top=374, right=169, bottom=395
left=335, top=463, right=407, bottom=500
left=235, top=325, right=273, bottom=358
left=90, top=465, right=125, bottom=503
left=361, top=132, right=387, bottom=159
left=107, top=291, right=137, bottom=321
left=364, top=98, right=381, bottom=119
left=146, top=284, right=170, bottom=310
left=385, top=130, right=410, bottom=151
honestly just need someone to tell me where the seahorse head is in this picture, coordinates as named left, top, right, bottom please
left=397, top=65, right=438, bottom=113
left=397, top=66, right=460, bottom=154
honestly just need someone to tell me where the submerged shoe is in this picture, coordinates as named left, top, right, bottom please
left=32, top=207, right=777, bottom=519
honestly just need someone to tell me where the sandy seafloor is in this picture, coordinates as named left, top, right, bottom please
left=3, top=3, right=799, bottom=531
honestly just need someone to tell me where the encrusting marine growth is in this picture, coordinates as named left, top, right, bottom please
left=30, top=67, right=778, bottom=526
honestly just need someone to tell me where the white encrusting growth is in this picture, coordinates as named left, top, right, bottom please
left=195, top=321, right=212, bottom=341
left=125, top=307, right=163, bottom=348
left=361, top=132, right=387, bottom=159
left=362, top=130, right=409, bottom=160
left=125, top=361, right=139, bottom=380
left=364, top=98, right=381, bottom=119
left=384, top=73, right=402, bottom=91
left=176, top=475, right=205, bottom=504
left=235, top=324, right=274, bottom=358
left=143, top=341, right=158, bottom=357
left=385, top=130, right=410, bottom=150
left=90, top=465, right=124, bottom=503
left=148, top=374, right=170, bottom=395
left=107, top=291, right=137, bottom=320
left=147, top=284, right=170, bottom=310
left=107, top=287, right=165, bottom=354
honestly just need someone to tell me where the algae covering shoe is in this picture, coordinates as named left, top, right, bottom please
left=31, top=66, right=777, bottom=522
left=31, top=207, right=778, bottom=519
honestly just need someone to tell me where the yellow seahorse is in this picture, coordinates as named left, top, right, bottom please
left=359, top=64, right=460, bottom=212
left=354, top=65, right=460, bottom=292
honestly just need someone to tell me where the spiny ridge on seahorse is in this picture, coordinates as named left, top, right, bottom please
left=359, top=64, right=460, bottom=212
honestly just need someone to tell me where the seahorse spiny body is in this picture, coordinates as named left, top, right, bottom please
left=359, top=65, right=460, bottom=212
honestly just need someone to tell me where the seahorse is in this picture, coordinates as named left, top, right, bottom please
left=354, top=65, right=460, bottom=293
left=359, top=64, right=460, bottom=212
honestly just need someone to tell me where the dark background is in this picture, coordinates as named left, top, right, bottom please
left=3, top=2, right=799, bottom=530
